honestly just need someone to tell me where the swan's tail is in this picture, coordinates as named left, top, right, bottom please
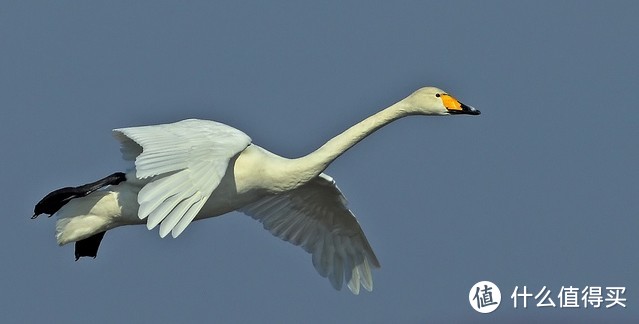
left=33, top=173, right=127, bottom=260
left=54, top=191, right=118, bottom=246
left=53, top=191, right=119, bottom=260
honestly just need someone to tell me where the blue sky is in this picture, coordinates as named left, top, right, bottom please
left=2, top=1, right=638, bottom=322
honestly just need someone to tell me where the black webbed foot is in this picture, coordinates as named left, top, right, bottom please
left=75, top=231, right=107, bottom=261
left=33, top=172, right=126, bottom=219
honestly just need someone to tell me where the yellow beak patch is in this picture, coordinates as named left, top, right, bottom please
left=441, top=94, right=462, bottom=111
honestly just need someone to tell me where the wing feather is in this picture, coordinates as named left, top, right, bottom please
left=240, top=173, right=380, bottom=294
left=113, top=119, right=251, bottom=237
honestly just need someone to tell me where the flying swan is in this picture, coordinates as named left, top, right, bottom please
left=33, top=87, right=480, bottom=294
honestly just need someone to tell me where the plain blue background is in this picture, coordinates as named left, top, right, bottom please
left=2, top=1, right=638, bottom=322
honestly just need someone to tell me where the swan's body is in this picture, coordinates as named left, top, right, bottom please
left=34, top=87, right=479, bottom=294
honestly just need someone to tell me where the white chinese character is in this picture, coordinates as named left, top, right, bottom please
left=605, top=287, right=627, bottom=308
left=535, top=286, right=556, bottom=308
left=558, top=286, right=580, bottom=308
left=581, top=286, right=603, bottom=308
left=511, top=286, right=533, bottom=308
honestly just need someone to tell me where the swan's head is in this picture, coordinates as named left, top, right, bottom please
left=403, top=87, right=480, bottom=116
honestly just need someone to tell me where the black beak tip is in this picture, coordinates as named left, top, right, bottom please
left=459, top=102, right=480, bottom=115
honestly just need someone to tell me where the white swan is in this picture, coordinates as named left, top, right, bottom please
left=33, top=86, right=479, bottom=294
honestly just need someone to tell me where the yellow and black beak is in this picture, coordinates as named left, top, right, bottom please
left=441, top=94, right=481, bottom=115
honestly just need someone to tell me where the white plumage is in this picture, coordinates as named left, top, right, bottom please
left=241, top=173, right=379, bottom=294
left=113, top=119, right=251, bottom=238
left=43, top=87, right=479, bottom=294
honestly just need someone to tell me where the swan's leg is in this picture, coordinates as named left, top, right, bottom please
left=75, top=231, right=106, bottom=260
left=32, top=172, right=127, bottom=219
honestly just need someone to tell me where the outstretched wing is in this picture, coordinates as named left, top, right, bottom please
left=240, top=173, right=380, bottom=294
left=113, top=119, right=251, bottom=238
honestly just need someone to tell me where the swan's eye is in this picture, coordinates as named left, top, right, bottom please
left=435, top=93, right=440, bottom=98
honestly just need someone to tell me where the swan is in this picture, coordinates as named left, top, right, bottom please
left=33, top=87, right=479, bottom=294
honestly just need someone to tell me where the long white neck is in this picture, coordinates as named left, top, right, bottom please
left=279, top=100, right=413, bottom=188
